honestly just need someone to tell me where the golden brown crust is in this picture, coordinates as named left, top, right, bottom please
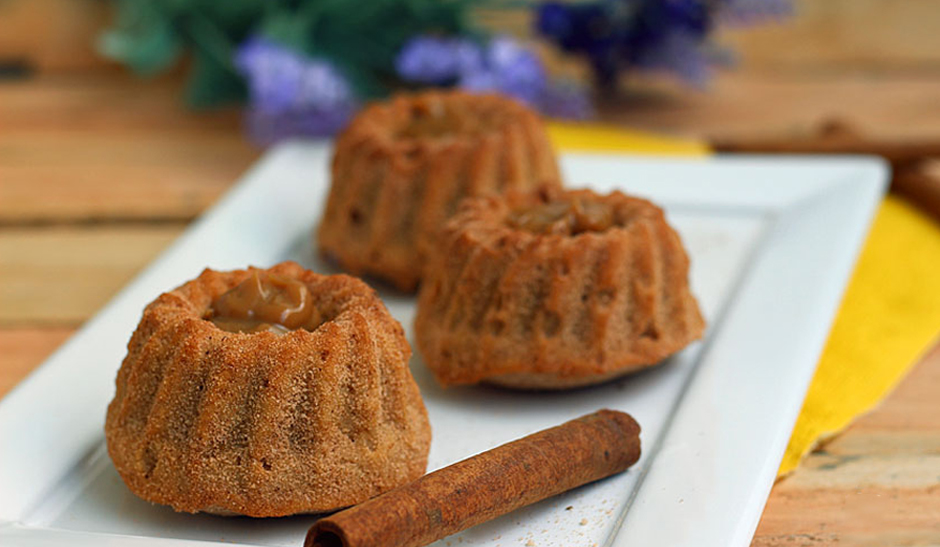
left=317, top=90, right=562, bottom=292
left=105, top=262, right=431, bottom=517
left=414, top=189, right=706, bottom=389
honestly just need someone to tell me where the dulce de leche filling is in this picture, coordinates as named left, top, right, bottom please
left=397, top=100, right=500, bottom=140
left=508, top=198, right=616, bottom=236
left=206, top=270, right=321, bottom=335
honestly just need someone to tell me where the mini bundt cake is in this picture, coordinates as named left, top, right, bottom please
left=317, top=90, right=562, bottom=292
left=105, top=262, right=431, bottom=517
left=414, top=188, right=706, bottom=389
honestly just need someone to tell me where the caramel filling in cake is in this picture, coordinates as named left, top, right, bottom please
left=509, top=198, right=616, bottom=235
left=396, top=100, right=501, bottom=140
left=206, top=270, right=321, bottom=334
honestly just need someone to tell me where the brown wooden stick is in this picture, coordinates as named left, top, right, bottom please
left=305, top=409, right=641, bottom=547
left=711, top=118, right=940, bottom=169
left=711, top=119, right=940, bottom=221
left=893, top=162, right=940, bottom=220
left=712, top=137, right=940, bottom=167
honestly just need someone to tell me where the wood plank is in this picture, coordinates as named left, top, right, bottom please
left=601, top=72, right=940, bottom=141
left=0, top=226, right=183, bottom=325
left=722, top=0, right=940, bottom=73
left=752, top=342, right=940, bottom=546
left=5, top=71, right=940, bottom=225
left=0, top=0, right=110, bottom=72
left=753, top=488, right=940, bottom=547
left=846, top=339, right=940, bottom=432
left=0, top=133, right=255, bottom=222
left=0, top=74, right=259, bottom=223
left=0, top=327, right=74, bottom=399
left=0, top=74, right=245, bottom=133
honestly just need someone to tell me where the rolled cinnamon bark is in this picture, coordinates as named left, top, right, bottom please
left=306, top=409, right=641, bottom=547
left=891, top=162, right=940, bottom=220
left=712, top=136, right=940, bottom=166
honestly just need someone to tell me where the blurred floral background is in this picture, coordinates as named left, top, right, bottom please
left=96, top=0, right=789, bottom=143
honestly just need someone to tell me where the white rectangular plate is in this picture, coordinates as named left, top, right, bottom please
left=0, top=144, right=887, bottom=547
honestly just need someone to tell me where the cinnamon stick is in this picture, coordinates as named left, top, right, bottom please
left=712, top=136, right=940, bottom=168
left=893, top=162, right=940, bottom=220
left=711, top=119, right=940, bottom=221
left=710, top=119, right=940, bottom=169
left=305, top=409, right=641, bottom=547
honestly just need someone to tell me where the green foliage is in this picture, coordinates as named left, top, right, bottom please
left=99, top=2, right=185, bottom=76
left=99, top=0, right=478, bottom=107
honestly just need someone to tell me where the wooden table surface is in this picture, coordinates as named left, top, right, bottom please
left=2, top=68, right=939, bottom=546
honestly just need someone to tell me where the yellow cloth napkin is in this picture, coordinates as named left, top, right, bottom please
left=547, top=122, right=940, bottom=476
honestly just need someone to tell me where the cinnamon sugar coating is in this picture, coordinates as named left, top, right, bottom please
left=317, top=90, right=561, bottom=292
left=415, top=189, right=706, bottom=389
left=105, top=262, right=431, bottom=517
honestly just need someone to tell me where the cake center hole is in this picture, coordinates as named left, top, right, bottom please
left=509, top=198, right=617, bottom=235
left=397, top=100, right=498, bottom=139
left=206, top=270, right=322, bottom=335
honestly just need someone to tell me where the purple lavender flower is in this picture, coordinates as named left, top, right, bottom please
left=235, top=37, right=306, bottom=113
left=537, top=80, right=593, bottom=120
left=397, top=34, right=588, bottom=118
left=458, top=36, right=547, bottom=106
left=458, top=70, right=499, bottom=95
left=486, top=37, right=548, bottom=105
left=458, top=35, right=592, bottom=120
left=719, top=0, right=793, bottom=25
left=295, top=61, right=357, bottom=112
left=396, top=36, right=483, bottom=84
left=235, top=37, right=358, bottom=142
left=537, top=2, right=613, bottom=53
left=245, top=105, right=358, bottom=144
left=535, top=0, right=791, bottom=87
left=636, top=30, right=713, bottom=87
left=536, top=2, right=576, bottom=47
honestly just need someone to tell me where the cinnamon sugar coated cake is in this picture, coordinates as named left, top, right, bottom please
left=317, top=90, right=561, bottom=291
left=105, top=262, right=431, bottom=517
left=415, top=188, right=706, bottom=389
